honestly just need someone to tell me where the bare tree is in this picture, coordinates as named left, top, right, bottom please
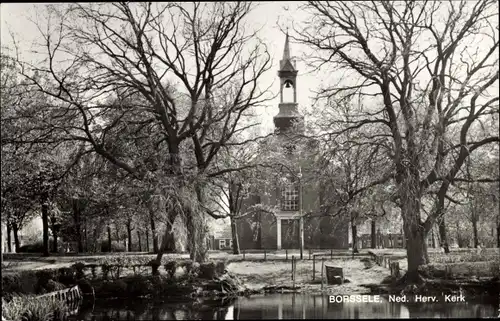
left=13, top=2, right=272, bottom=262
left=294, top=0, right=499, bottom=282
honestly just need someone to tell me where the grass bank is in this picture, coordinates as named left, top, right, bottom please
left=227, top=258, right=389, bottom=295
left=2, top=295, right=70, bottom=321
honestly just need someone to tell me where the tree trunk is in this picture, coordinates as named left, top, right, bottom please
left=496, top=223, right=500, bottom=248
left=230, top=215, right=240, bottom=255
left=115, top=225, right=119, bottom=247
left=154, top=210, right=178, bottom=263
left=126, top=220, right=133, bottom=252
left=137, top=230, right=142, bottom=252
left=92, top=228, right=98, bottom=253
left=73, top=199, right=83, bottom=253
left=404, top=222, right=428, bottom=283
left=154, top=144, right=189, bottom=263
left=351, top=220, right=358, bottom=254
left=455, top=220, right=463, bottom=248
left=371, top=219, right=376, bottom=249
left=472, top=214, right=479, bottom=248
left=150, top=215, right=158, bottom=253
left=400, top=176, right=428, bottom=284
left=52, top=227, right=58, bottom=253
left=12, top=223, right=20, bottom=253
left=145, top=227, right=150, bottom=252
left=257, top=212, right=263, bottom=250
left=7, top=224, right=12, bottom=253
left=107, top=225, right=112, bottom=251
left=377, top=228, right=382, bottom=248
left=185, top=207, right=208, bottom=263
left=228, top=183, right=241, bottom=255
left=41, top=192, right=50, bottom=257
left=83, top=219, right=88, bottom=252
left=162, top=210, right=177, bottom=253
left=438, top=216, right=450, bottom=253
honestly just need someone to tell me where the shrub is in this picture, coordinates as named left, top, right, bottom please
left=109, top=265, right=123, bottom=280
left=2, top=272, right=38, bottom=296
left=430, top=252, right=499, bottom=264
left=100, top=240, right=126, bottom=253
left=215, top=261, right=227, bottom=275
left=151, top=275, right=174, bottom=295
left=18, top=240, right=56, bottom=253
left=72, top=262, right=86, bottom=279
left=45, top=280, right=66, bottom=292
left=93, top=255, right=168, bottom=267
left=125, top=276, right=153, bottom=297
left=148, top=259, right=161, bottom=275
left=164, top=261, right=178, bottom=279
left=34, top=270, right=59, bottom=293
left=199, top=262, right=217, bottom=279
left=97, top=280, right=128, bottom=298
left=101, top=263, right=111, bottom=281
left=182, top=261, right=200, bottom=280
left=57, top=267, right=77, bottom=285
left=77, top=278, right=94, bottom=296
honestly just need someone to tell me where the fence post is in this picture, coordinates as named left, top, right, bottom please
left=291, top=255, right=295, bottom=280
left=313, top=255, right=316, bottom=281
left=286, top=249, right=288, bottom=261
left=321, top=257, right=325, bottom=290
left=264, top=250, right=267, bottom=261
left=309, top=249, right=312, bottom=260
left=293, top=260, right=297, bottom=289
left=330, top=249, right=333, bottom=259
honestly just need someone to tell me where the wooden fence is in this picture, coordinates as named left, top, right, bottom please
left=37, top=285, right=82, bottom=304
left=368, top=251, right=402, bottom=278
left=240, top=249, right=369, bottom=261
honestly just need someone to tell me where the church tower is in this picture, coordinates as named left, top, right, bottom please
left=273, top=33, right=305, bottom=134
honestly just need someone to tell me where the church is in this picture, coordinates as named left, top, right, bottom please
left=235, top=34, right=349, bottom=250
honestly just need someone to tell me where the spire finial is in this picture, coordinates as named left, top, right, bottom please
left=283, top=31, right=290, bottom=61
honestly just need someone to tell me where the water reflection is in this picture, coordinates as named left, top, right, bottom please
left=70, top=294, right=498, bottom=320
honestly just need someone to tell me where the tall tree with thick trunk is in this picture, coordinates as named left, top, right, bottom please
left=15, top=2, right=272, bottom=263
left=294, top=0, right=499, bottom=282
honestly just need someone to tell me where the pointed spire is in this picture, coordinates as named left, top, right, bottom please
left=280, top=30, right=296, bottom=71
left=283, top=30, right=291, bottom=61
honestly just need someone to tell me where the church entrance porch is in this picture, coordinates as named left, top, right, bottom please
left=280, top=219, right=299, bottom=249
left=276, top=214, right=305, bottom=250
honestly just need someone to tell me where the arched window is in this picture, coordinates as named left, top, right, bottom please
left=282, top=79, right=294, bottom=102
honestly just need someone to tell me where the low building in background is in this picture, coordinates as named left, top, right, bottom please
left=212, top=226, right=234, bottom=251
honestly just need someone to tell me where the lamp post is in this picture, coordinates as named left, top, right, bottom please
left=298, top=167, right=303, bottom=260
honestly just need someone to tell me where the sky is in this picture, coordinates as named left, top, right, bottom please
left=0, top=2, right=322, bottom=135
left=2, top=1, right=497, bottom=133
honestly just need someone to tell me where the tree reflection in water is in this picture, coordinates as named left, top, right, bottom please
left=70, top=294, right=498, bottom=320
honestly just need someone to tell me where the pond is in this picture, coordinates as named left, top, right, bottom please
left=70, top=294, right=499, bottom=320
